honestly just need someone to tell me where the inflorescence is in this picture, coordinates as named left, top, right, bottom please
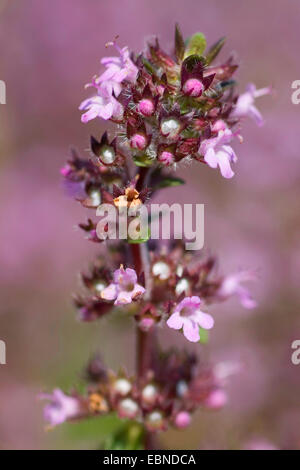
left=41, top=25, right=269, bottom=444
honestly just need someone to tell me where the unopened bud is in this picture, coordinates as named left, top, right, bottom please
left=158, top=150, right=174, bottom=166
left=93, top=280, right=107, bottom=294
left=118, top=398, right=139, bottom=419
left=138, top=98, right=155, bottom=117
left=99, top=145, right=116, bottom=165
left=114, top=378, right=132, bottom=396
left=174, top=411, right=191, bottom=429
left=60, top=164, right=72, bottom=177
left=204, top=389, right=227, bottom=410
left=160, top=118, right=181, bottom=138
left=130, top=133, right=148, bottom=150
left=152, top=261, right=171, bottom=280
left=88, top=188, right=101, bottom=207
left=183, top=78, right=204, bottom=97
left=175, top=278, right=190, bottom=296
left=176, top=380, right=188, bottom=398
left=141, top=384, right=159, bottom=406
left=145, top=410, right=165, bottom=431
left=139, top=317, right=155, bottom=332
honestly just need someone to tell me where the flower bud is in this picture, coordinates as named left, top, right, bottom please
left=113, top=378, right=132, bottom=396
left=182, top=78, right=204, bottom=97
left=152, top=261, right=171, bottom=280
left=158, top=150, right=175, bottom=166
left=138, top=98, right=155, bottom=117
left=204, top=389, right=227, bottom=410
left=60, top=164, right=72, bottom=177
left=176, top=380, right=188, bottom=398
left=174, top=411, right=191, bottom=429
left=139, top=317, right=155, bottom=332
left=99, top=145, right=116, bottom=165
left=145, top=410, right=165, bottom=432
left=93, top=280, right=107, bottom=294
left=160, top=118, right=181, bottom=138
left=175, top=278, right=190, bottom=296
left=118, top=398, right=139, bottom=419
left=130, top=133, right=148, bottom=150
left=87, top=187, right=101, bottom=207
left=141, top=384, right=159, bottom=406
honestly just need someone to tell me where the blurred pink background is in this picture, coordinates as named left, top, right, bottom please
left=0, top=0, right=299, bottom=449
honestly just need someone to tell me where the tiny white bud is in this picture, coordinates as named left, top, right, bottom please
left=114, top=378, right=132, bottom=396
left=152, top=261, right=171, bottom=280
left=100, top=145, right=116, bottom=164
left=160, top=118, right=181, bottom=138
left=175, top=278, right=190, bottom=295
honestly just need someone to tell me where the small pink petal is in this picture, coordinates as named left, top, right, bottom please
left=167, top=312, right=184, bottom=330
left=101, top=283, right=117, bottom=301
left=115, top=291, right=132, bottom=305
left=196, top=311, right=214, bottom=330
left=183, top=320, right=200, bottom=342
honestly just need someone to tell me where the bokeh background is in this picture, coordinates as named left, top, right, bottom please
left=0, top=0, right=299, bottom=449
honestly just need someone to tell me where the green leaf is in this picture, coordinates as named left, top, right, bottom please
left=199, top=327, right=209, bottom=344
left=104, top=422, right=145, bottom=450
left=64, top=413, right=122, bottom=441
left=184, top=32, right=207, bottom=58
left=205, top=37, right=226, bottom=65
left=133, top=154, right=155, bottom=167
left=175, top=23, right=185, bottom=62
left=155, top=176, right=185, bottom=189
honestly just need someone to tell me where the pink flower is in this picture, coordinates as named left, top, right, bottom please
left=231, top=83, right=271, bottom=126
left=217, top=270, right=257, bottom=309
left=167, top=296, right=214, bottom=343
left=79, top=83, right=124, bottom=123
left=39, top=389, right=80, bottom=427
left=101, top=266, right=145, bottom=305
left=99, top=45, right=138, bottom=86
left=79, top=43, right=137, bottom=123
left=199, top=129, right=237, bottom=179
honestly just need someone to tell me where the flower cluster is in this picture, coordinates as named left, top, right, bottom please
left=78, top=28, right=270, bottom=179
left=40, top=352, right=231, bottom=431
left=40, top=26, right=268, bottom=448
left=72, top=242, right=256, bottom=339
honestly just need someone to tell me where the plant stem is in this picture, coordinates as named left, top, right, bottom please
left=131, top=167, right=157, bottom=449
